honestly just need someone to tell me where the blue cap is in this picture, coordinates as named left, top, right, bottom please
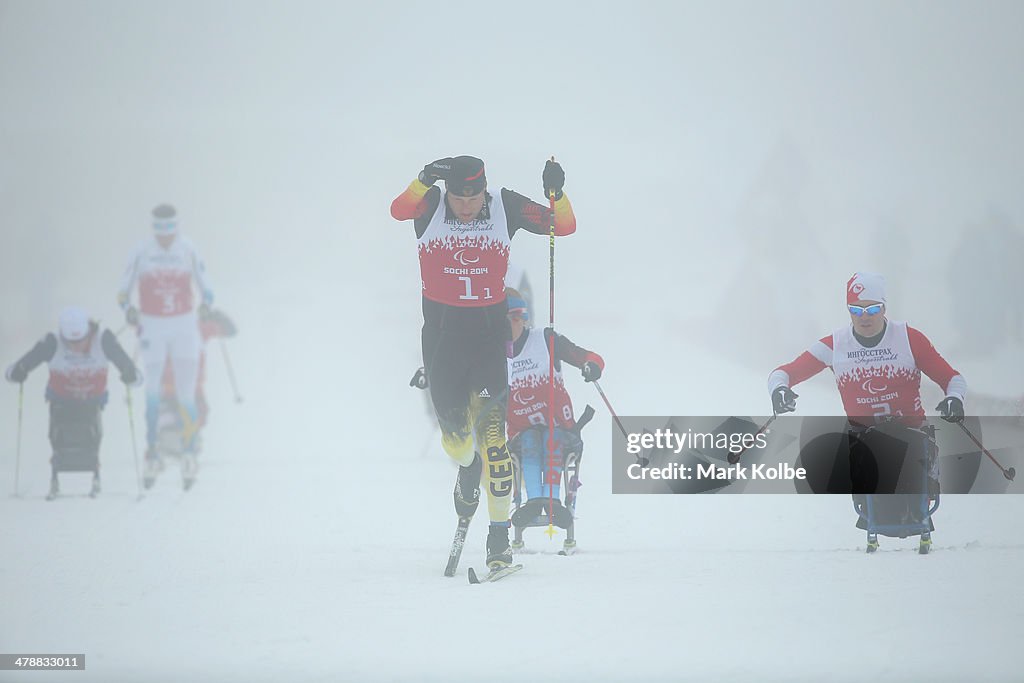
left=507, top=295, right=529, bottom=321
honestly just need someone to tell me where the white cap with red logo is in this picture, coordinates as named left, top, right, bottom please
left=846, top=272, right=886, bottom=305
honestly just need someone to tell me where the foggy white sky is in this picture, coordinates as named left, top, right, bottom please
left=2, top=5, right=1023, bottom=680
left=1, top=0, right=1023, bottom=416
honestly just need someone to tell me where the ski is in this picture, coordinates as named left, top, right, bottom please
left=443, top=516, right=472, bottom=577
left=181, top=453, right=198, bottom=491
left=468, top=564, right=524, bottom=584
left=143, top=454, right=163, bottom=490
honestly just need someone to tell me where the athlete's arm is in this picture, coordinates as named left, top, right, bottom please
left=6, top=333, right=58, bottom=381
left=502, top=189, right=576, bottom=238
left=390, top=180, right=442, bottom=239
left=116, top=245, right=142, bottom=311
left=768, top=336, right=833, bottom=392
left=189, top=243, right=214, bottom=307
left=100, top=329, right=138, bottom=380
left=908, top=326, right=966, bottom=401
left=545, top=328, right=604, bottom=371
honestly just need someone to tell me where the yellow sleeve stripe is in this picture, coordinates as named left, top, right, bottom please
left=410, top=178, right=431, bottom=198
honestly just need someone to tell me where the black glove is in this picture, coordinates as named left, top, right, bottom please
left=542, top=159, right=565, bottom=200
left=120, top=366, right=138, bottom=385
left=418, top=158, right=454, bottom=186
left=208, top=309, right=238, bottom=337
left=410, top=366, right=428, bottom=390
left=936, top=397, right=964, bottom=423
left=771, top=386, right=798, bottom=415
left=6, top=363, right=27, bottom=383
left=581, top=361, right=602, bottom=382
left=125, top=306, right=139, bottom=326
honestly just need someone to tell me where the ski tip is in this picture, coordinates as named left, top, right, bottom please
left=468, top=564, right=523, bottom=584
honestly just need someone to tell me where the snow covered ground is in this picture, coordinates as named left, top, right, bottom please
left=2, top=327, right=1022, bottom=683
left=2, top=2, right=1024, bottom=681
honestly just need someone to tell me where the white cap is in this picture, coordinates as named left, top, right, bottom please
left=58, top=306, right=90, bottom=342
left=846, top=271, right=886, bottom=305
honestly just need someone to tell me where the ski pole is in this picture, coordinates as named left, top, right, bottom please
left=545, top=157, right=558, bottom=532
left=958, top=422, right=1016, bottom=481
left=592, top=380, right=651, bottom=467
left=125, top=385, right=143, bottom=499
left=219, top=338, right=243, bottom=403
left=592, top=379, right=628, bottom=440
left=546, top=155, right=557, bottom=330
left=13, top=382, right=23, bottom=496
left=728, top=415, right=778, bottom=464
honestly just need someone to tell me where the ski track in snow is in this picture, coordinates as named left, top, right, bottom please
left=2, top=277, right=1022, bottom=683
left=2, top=341, right=1022, bottom=683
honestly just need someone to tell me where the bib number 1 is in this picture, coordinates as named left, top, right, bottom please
left=458, top=276, right=478, bottom=301
left=458, top=277, right=494, bottom=302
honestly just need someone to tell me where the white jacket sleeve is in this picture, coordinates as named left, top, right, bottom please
left=117, top=243, right=143, bottom=310
left=190, top=243, right=214, bottom=306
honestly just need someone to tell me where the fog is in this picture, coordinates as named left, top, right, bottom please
left=1, top=2, right=1023, bottom=681
left=4, top=2, right=1023, bottom=387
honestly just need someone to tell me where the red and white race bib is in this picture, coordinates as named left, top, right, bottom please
left=831, top=321, right=924, bottom=420
left=507, top=329, right=575, bottom=440
left=417, top=191, right=511, bottom=307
